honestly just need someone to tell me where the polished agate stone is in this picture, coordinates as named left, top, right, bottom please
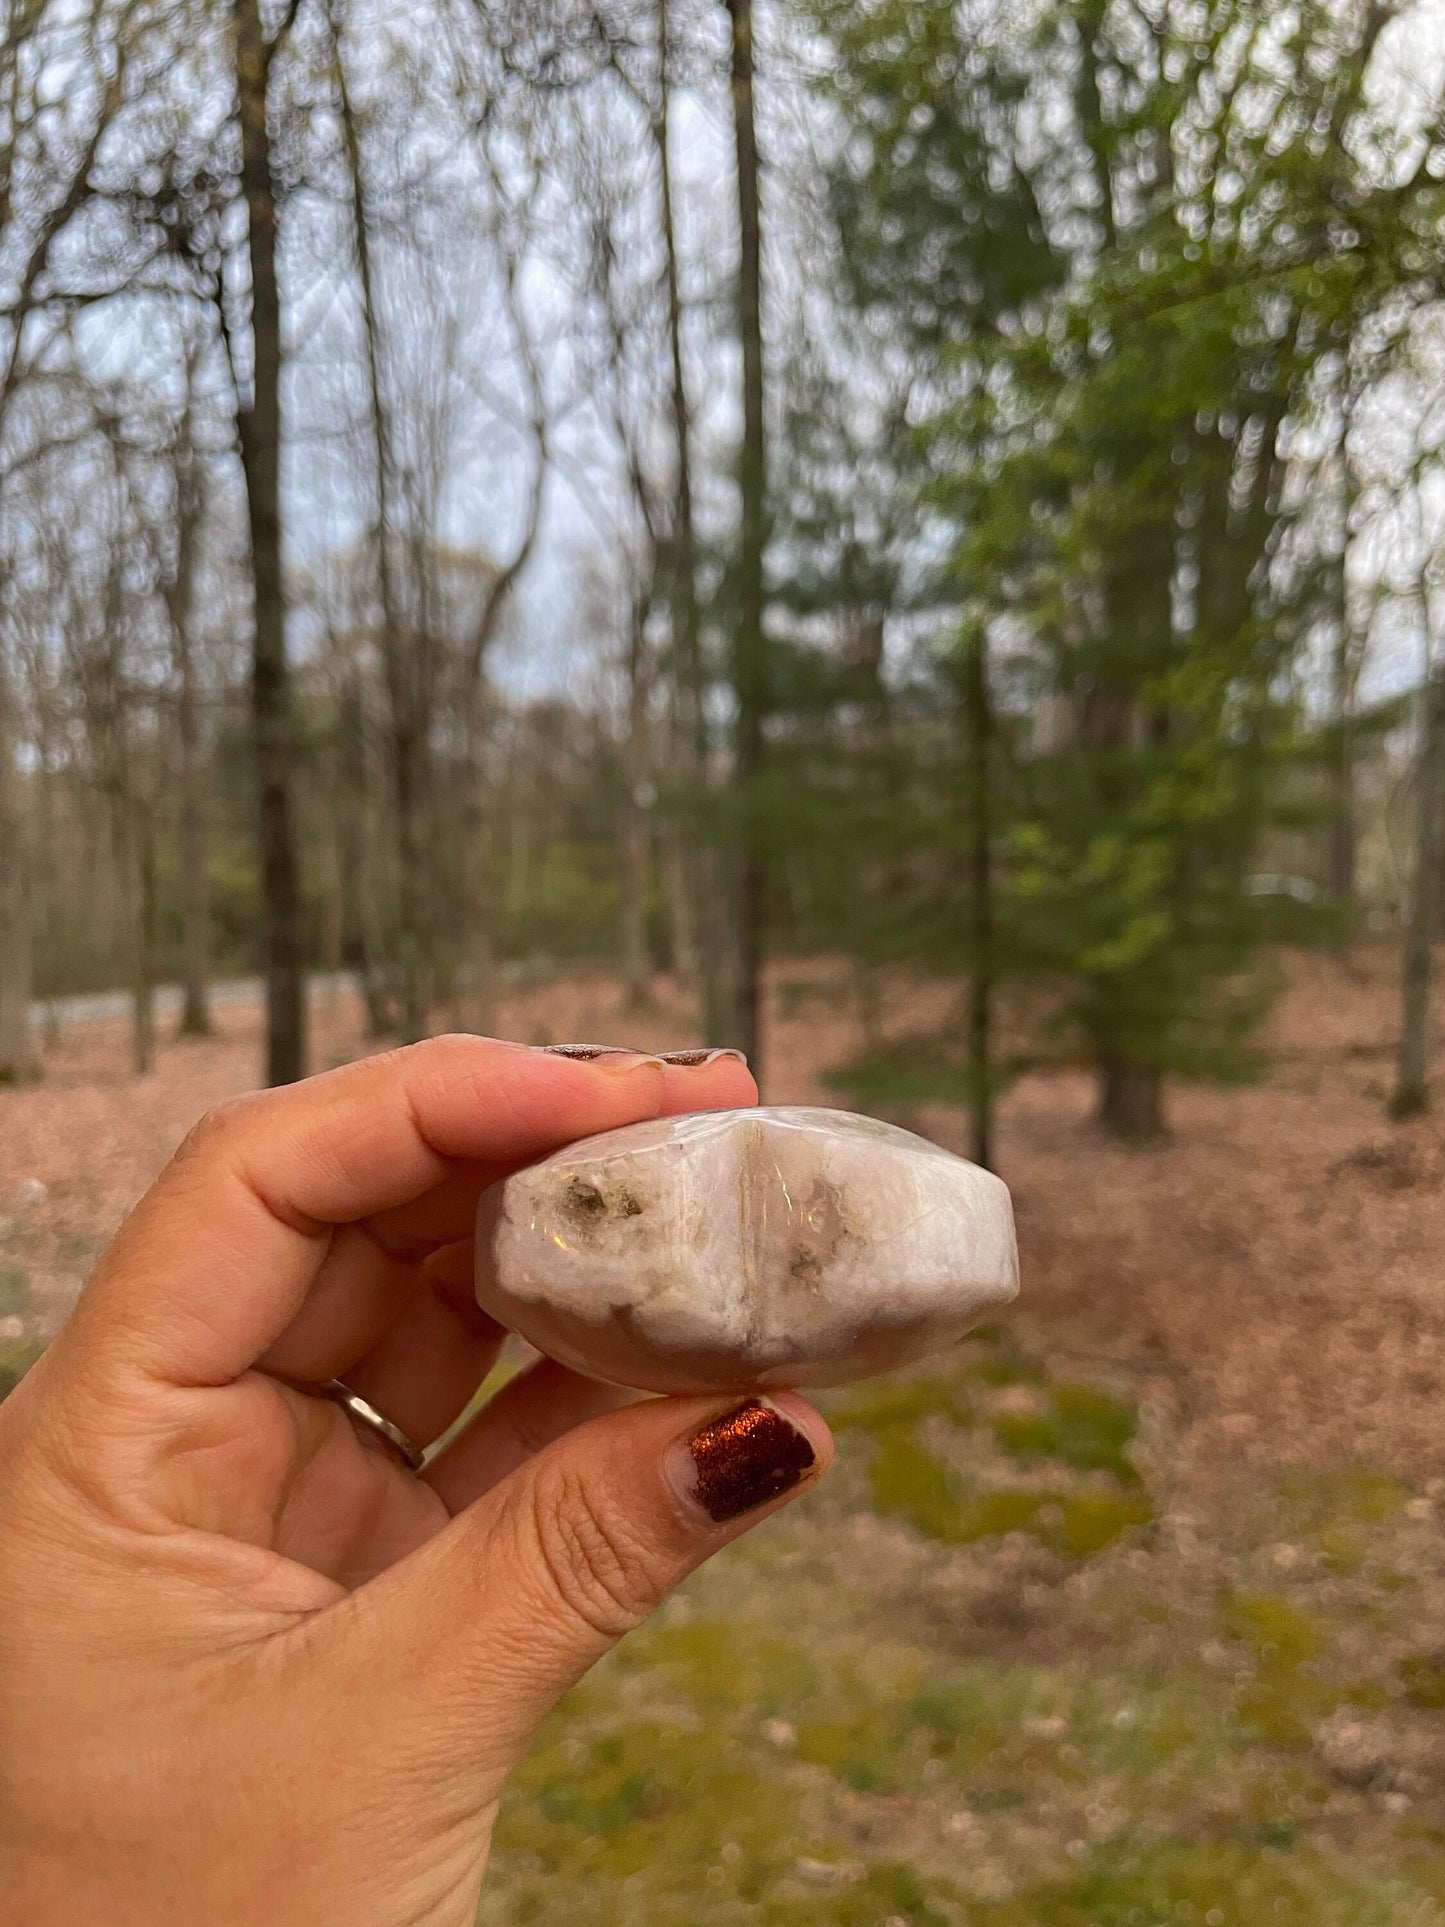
left=474, top=1106, right=1018, bottom=1394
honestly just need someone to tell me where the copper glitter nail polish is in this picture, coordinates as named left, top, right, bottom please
left=688, top=1399, right=816, bottom=1523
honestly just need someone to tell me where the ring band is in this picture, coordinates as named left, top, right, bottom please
left=319, top=1378, right=426, bottom=1472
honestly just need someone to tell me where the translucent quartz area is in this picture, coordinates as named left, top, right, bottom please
left=475, top=1106, right=1019, bottom=1394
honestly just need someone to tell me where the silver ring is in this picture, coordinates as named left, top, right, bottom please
left=319, top=1378, right=426, bottom=1472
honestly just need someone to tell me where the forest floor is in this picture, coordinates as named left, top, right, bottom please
left=2, top=945, right=1445, bottom=1925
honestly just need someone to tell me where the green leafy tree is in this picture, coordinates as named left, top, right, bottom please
left=795, top=0, right=1444, bottom=1142
left=773, top=0, right=1058, bottom=1165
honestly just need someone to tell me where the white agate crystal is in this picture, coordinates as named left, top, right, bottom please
left=474, top=1106, right=1019, bottom=1394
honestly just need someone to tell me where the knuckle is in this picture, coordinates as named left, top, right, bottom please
left=177, top=1091, right=264, bottom=1161
left=376, top=1035, right=469, bottom=1075
left=527, top=1467, right=667, bottom=1642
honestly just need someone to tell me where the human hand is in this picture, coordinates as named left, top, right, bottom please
left=0, top=1039, right=831, bottom=1926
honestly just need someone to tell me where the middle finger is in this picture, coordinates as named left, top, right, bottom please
left=332, top=1247, right=505, bottom=1450
left=258, top=1165, right=496, bottom=1385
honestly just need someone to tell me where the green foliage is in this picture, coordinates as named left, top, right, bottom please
left=1398, top=1654, right=1445, bottom=1711
left=968, top=1841, right=1432, bottom=1927
left=500, top=840, right=621, bottom=961
left=865, top=1424, right=1152, bottom=1561
left=775, top=0, right=1441, bottom=1130
left=993, top=1382, right=1140, bottom=1485
left=501, top=1721, right=803, bottom=1887
left=1277, top=1465, right=1406, bottom=1532
left=867, top=1428, right=971, bottom=1539
left=766, top=1863, right=963, bottom=1925
left=825, top=1041, right=1010, bottom=1115
left=836, top=1347, right=1154, bottom=1563
left=627, top=1622, right=818, bottom=1715
left=1220, top=1592, right=1328, bottom=1672
left=478, top=1362, right=1434, bottom=1926
left=0, top=1264, right=30, bottom=1318
left=1056, top=1493, right=1155, bottom=1559
left=0, top=1337, right=43, bottom=1403
left=827, top=1373, right=969, bottom=1435
left=971, top=1343, right=1049, bottom=1388
left=1217, top=1591, right=1354, bottom=1747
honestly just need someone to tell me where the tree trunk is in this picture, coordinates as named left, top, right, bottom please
left=1327, top=600, right=1359, bottom=907
left=725, top=0, right=768, bottom=1081
left=1390, top=664, right=1444, bottom=1120
left=107, top=779, right=153, bottom=1076
left=963, top=628, right=995, bottom=1171
left=449, top=700, right=496, bottom=1037
left=1097, top=1056, right=1166, bottom=1140
left=335, top=24, right=429, bottom=1044
left=662, top=831, right=700, bottom=983
left=387, top=702, right=430, bottom=1043
left=236, top=0, right=307, bottom=1086
left=169, top=427, right=212, bottom=1038
left=132, top=802, right=156, bottom=1075
left=333, top=673, right=390, bottom=1038
left=0, top=680, right=36, bottom=1085
left=1074, top=0, right=1117, bottom=252
left=1328, top=422, right=1361, bottom=911
left=655, top=0, right=721, bottom=1036
left=620, top=602, right=653, bottom=1009
left=175, top=664, right=212, bottom=1037
left=620, top=805, right=652, bottom=1007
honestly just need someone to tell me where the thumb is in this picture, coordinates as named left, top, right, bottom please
left=351, top=1392, right=832, bottom=1776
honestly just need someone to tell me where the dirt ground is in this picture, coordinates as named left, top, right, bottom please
left=2, top=946, right=1444, bottom=1924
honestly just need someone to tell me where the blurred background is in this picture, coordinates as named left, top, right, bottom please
left=2, top=0, right=1445, bottom=1920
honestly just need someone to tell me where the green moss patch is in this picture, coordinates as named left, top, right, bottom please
left=499, top=1721, right=803, bottom=1887
left=1056, top=1491, right=1155, bottom=1556
left=969, top=1841, right=1437, bottom=1927
left=827, top=1373, right=968, bottom=1436
left=1398, top=1653, right=1445, bottom=1710
left=0, top=1336, right=43, bottom=1403
left=1219, top=1592, right=1327, bottom=1671
left=869, top=1431, right=1152, bottom=1558
left=765, top=1862, right=965, bottom=1924
left=0, top=1263, right=29, bottom=1318
left=994, top=1381, right=1141, bottom=1484
left=627, top=1620, right=818, bottom=1714
left=1285, top=1466, right=1405, bottom=1525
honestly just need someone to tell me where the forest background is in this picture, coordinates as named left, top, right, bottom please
left=3, top=3, right=1445, bottom=1922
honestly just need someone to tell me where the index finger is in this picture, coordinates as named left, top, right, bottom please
left=66, top=1038, right=696, bottom=1391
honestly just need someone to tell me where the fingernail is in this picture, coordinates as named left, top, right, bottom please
left=540, top=1044, right=663, bottom=1070
left=678, top=1397, right=817, bottom=1524
left=659, top=1048, right=750, bottom=1069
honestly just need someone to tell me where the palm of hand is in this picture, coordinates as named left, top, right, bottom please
left=168, top=1370, right=453, bottom=1608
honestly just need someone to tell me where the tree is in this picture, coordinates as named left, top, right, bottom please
left=0, top=652, right=36, bottom=1082
left=1391, top=474, right=1445, bottom=1119
left=722, top=0, right=768, bottom=1078
left=165, top=341, right=215, bottom=1037
left=787, top=0, right=1056, bottom=1162
left=332, top=9, right=428, bottom=1040
left=791, top=0, right=1445, bottom=1145
left=234, top=0, right=307, bottom=1084
left=0, top=0, right=151, bottom=1080
left=653, top=0, right=708, bottom=1007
